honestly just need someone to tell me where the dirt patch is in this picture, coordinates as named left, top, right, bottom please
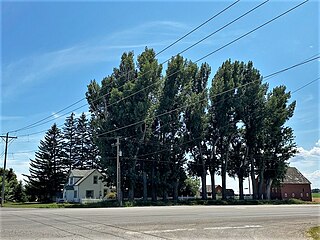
left=312, top=198, right=320, bottom=203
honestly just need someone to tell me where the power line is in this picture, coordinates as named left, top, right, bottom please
left=97, top=55, right=319, bottom=137
left=85, top=0, right=270, bottom=120
left=11, top=98, right=86, bottom=133
left=110, top=75, right=320, bottom=164
left=195, top=0, right=309, bottom=63
left=14, top=53, right=319, bottom=140
left=291, top=77, right=320, bottom=94
left=155, top=0, right=240, bottom=56
left=89, top=0, right=304, bottom=132
left=10, top=0, right=312, bottom=138
left=9, top=1, right=240, bottom=134
left=9, top=75, right=318, bottom=162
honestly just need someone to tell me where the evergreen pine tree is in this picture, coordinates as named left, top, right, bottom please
left=62, top=113, right=77, bottom=171
left=74, top=113, right=99, bottom=169
left=24, top=124, right=66, bottom=202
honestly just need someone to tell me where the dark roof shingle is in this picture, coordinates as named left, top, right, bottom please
left=282, top=167, right=311, bottom=184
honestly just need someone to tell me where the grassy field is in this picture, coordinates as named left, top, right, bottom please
left=307, top=226, right=320, bottom=240
left=312, top=193, right=320, bottom=198
left=3, top=198, right=318, bottom=208
left=3, top=202, right=76, bottom=208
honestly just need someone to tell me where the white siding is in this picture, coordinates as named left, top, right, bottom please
left=65, top=190, right=74, bottom=202
left=78, top=170, right=107, bottom=200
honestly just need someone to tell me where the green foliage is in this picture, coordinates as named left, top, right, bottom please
left=0, top=168, right=27, bottom=202
left=24, top=124, right=66, bottom=202
left=82, top=49, right=298, bottom=203
left=106, top=191, right=116, bottom=199
left=180, top=176, right=200, bottom=197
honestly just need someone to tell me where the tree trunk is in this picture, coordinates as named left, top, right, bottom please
left=266, top=178, right=273, bottom=200
left=250, top=154, right=257, bottom=200
left=151, top=161, right=157, bottom=202
left=163, top=186, right=168, bottom=202
left=210, top=168, right=216, bottom=200
left=173, top=179, right=179, bottom=203
left=258, top=167, right=264, bottom=200
left=238, top=174, right=244, bottom=200
left=221, top=163, right=227, bottom=200
left=201, top=172, right=207, bottom=200
left=143, top=166, right=147, bottom=202
left=128, top=164, right=135, bottom=201
left=199, top=144, right=207, bottom=200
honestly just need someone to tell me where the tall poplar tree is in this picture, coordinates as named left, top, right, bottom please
left=156, top=55, right=190, bottom=201
left=209, top=60, right=237, bottom=200
left=185, top=63, right=211, bottom=200
left=261, top=86, right=296, bottom=199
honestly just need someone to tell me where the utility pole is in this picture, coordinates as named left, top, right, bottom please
left=1, top=132, right=17, bottom=207
left=112, top=137, right=122, bottom=207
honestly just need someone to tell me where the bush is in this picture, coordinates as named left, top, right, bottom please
left=106, top=192, right=116, bottom=200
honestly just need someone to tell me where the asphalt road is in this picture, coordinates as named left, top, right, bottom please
left=1, top=205, right=319, bottom=240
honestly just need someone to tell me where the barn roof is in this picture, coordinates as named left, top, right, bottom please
left=282, top=167, right=311, bottom=184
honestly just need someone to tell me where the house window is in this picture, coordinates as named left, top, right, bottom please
left=306, top=193, right=309, bottom=197
left=93, top=176, right=98, bottom=184
left=292, top=193, right=295, bottom=198
left=86, top=190, right=94, bottom=198
left=300, top=192, right=303, bottom=197
left=69, top=177, right=74, bottom=185
left=284, top=193, right=287, bottom=198
left=74, top=190, right=77, bottom=198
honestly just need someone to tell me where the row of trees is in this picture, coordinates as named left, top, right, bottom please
left=24, top=113, right=100, bottom=202
left=86, top=48, right=297, bottom=201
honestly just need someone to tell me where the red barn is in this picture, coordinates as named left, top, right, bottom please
left=270, top=167, right=312, bottom=201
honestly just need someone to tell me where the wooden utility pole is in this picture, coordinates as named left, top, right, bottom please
left=112, top=137, right=122, bottom=207
left=1, top=133, right=17, bottom=207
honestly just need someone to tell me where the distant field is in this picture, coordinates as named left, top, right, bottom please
left=312, top=193, right=320, bottom=198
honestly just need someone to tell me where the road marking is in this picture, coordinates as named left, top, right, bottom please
left=126, top=225, right=262, bottom=235
left=204, top=225, right=262, bottom=230
left=144, top=228, right=197, bottom=234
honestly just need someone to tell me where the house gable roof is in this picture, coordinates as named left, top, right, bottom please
left=69, top=169, right=98, bottom=185
left=282, top=167, right=311, bottom=184
left=70, top=169, right=93, bottom=178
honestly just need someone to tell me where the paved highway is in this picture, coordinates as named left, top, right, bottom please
left=1, top=205, right=319, bottom=239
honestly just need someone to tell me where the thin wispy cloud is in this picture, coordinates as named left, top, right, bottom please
left=2, top=21, right=185, bottom=100
left=289, top=139, right=320, bottom=188
left=52, top=112, right=61, bottom=119
left=0, top=115, right=23, bottom=121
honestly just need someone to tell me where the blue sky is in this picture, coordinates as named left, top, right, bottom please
left=1, top=0, right=319, bottom=191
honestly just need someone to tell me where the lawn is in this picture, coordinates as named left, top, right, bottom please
left=3, top=202, right=75, bottom=208
left=3, top=198, right=317, bottom=208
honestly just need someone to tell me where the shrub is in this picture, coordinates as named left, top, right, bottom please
left=106, top=192, right=116, bottom=200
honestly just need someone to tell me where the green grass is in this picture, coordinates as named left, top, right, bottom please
left=3, top=197, right=318, bottom=208
left=307, top=226, right=320, bottom=240
left=312, top=193, right=320, bottom=198
left=3, top=202, right=76, bottom=208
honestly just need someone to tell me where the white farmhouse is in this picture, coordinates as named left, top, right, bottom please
left=63, top=169, right=109, bottom=203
